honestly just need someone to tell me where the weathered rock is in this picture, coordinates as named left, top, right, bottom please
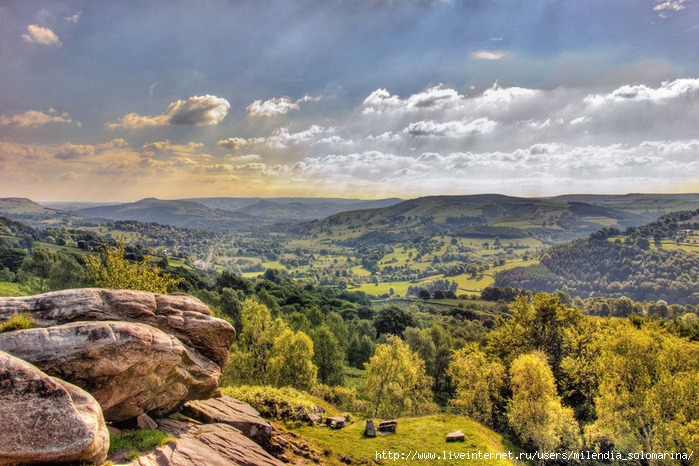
left=378, top=420, right=398, bottom=433
left=0, top=321, right=221, bottom=421
left=0, top=288, right=235, bottom=369
left=138, top=413, right=159, bottom=430
left=0, top=350, right=109, bottom=465
left=326, top=416, right=346, bottom=429
left=365, top=419, right=376, bottom=438
left=133, top=419, right=284, bottom=466
left=183, top=396, right=274, bottom=445
left=446, top=430, right=465, bottom=442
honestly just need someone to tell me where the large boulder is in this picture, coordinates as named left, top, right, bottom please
left=0, top=350, right=109, bottom=465
left=183, top=396, right=274, bottom=446
left=0, top=321, right=221, bottom=421
left=0, top=288, right=235, bottom=368
left=132, top=419, right=284, bottom=466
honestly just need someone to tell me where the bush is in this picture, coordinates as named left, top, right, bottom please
left=311, top=384, right=368, bottom=413
left=0, top=313, right=35, bottom=333
left=221, top=385, right=323, bottom=422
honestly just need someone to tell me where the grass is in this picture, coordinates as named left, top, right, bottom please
left=290, top=414, right=524, bottom=465
left=0, top=313, right=35, bottom=332
left=0, top=281, right=25, bottom=297
left=108, top=429, right=174, bottom=459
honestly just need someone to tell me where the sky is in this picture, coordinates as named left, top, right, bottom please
left=1, top=0, right=699, bottom=202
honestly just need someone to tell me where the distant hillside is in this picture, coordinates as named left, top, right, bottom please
left=300, top=194, right=673, bottom=247
left=495, top=208, right=699, bottom=304
left=0, top=198, right=84, bottom=228
left=76, top=198, right=260, bottom=231
left=184, top=197, right=403, bottom=221
left=0, top=216, right=38, bottom=238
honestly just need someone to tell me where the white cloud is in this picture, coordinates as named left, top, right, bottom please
left=585, top=79, right=699, bottom=105
left=248, top=97, right=299, bottom=117
left=0, top=109, right=77, bottom=127
left=65, top=13, right=81, bottom=23
left=405, top=118, right=497, bottom=137
left=218, top=137, right=251, bottom=150
left=22, top=25, right=61, bottom=46
left=247, top=95, right=321, bottom=117
left=471, top=50, right=513, bottom=60
left=109, top=95, right=230, bottom=128
left=362, top=85, right=465, bottom=114
left=265, top=125, right=334, bottom=149
left=654, top=0, right=692, bottom=16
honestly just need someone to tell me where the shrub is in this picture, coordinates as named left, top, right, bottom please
left=221, top=385, right=323, bottom=422
left=0, top=313, right=35, bottom=333
left=311, top=384, right=368, bottom=413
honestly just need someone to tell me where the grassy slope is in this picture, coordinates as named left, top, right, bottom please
left=0, top=282, right=24, bottom=297
left=291, top=414, right=524, bottom=465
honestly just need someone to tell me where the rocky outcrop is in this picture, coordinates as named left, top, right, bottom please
left=183, top=396, right=274, bottom=446
left=0, top=288, right=235, bottom=368
left=0, top=350, right=109, bottom=465
left=0, top=321, right=221, bottom=421
left=133, top=419, right=284, bottom=466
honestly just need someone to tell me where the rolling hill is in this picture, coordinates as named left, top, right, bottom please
left=0, top=198, right=84, bottom=227
left=299, top=194, right=699, bottom=247
left=76, top=198, right=260, bottom=231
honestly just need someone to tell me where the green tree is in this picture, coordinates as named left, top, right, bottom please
left=310, top=326, right=345, bottom=386
left=488, top=293, right=582, bottom=377
left=362, top=335, right=437, bottom=418
left=448, top=343, right=505, bottom=427
left=507, top=352, right=579, bottom=462
left=587, top=322, right=699, bottom=461
left=347, top=334, right=375, bottom=369
left=267, top=328, right=317, bottom=391
left=224, top=298, right=274, bottom=385
left=325, top=312, right=349, bottom=352
left=47, top=253, right=85, bottom=290
left=84, top=243, right=179, bottom=293
left=219, top=287, right=243, bottom=330
left=19, top=247, right=54, bottom=293
left=404, top=327, right=436, bottom=370
left=374, top=305, right=415, bottom=336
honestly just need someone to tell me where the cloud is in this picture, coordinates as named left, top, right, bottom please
left=65, top=12, right=81, bottom=23
left=109, top=95, right=230, bottom=128
left=584, top=79, right=699, bottom=105
left=54, top=143, right=95, bottom=160
left=405, top=118, right=497, bottom=137
left=0, top=109, right=77, bottom=127
left=218, top=137, right=251, bottom=150
left=654, top=0, right=693, bottom=17
left=362, top=85, right=465, bottom=115
left=265, top=125, right=334, bottom=149
left=247, top=95, right=321, bottom=117
left=471, top=50, right=513, bottom=60
left=22, top=25, right=62, bottom=46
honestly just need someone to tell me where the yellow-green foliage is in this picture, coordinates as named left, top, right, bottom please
left=507, top=352, right=579, bottom=453
left=362, top=335, right=438, bottom=418
left=267, top=328, right=317, bottom=391
left=108, top=429, right=174, bottom=457
left=0, top=313, right=35, bottom=333
left=84, top=243, right=180, bottom=293
left=448, top=343, right=505, bottom=427
left=311, top=384, right=369, bottom=413
left=588, top=321, right=699, bottom=456
left=221, top=385, right=322, bottom=422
